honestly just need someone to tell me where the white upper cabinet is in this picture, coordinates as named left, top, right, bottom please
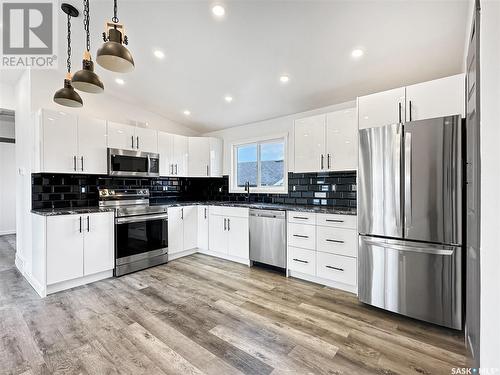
left=134, top=127, right=158, bottom=153
left=358, top=87, right=406, bottom=129
left=107, top=121, right=135, bottom=150
left=326, top=108, right=357, bottom=171
left=41, top=110, right=78, bottom=173
left=209, top=137, right=223, bottom=177
left=294, top=114, right=326, bottom=173
left=405, top=73, right=465, bottom=122
left=188, top=137, right=210, bottom=177
left=77, top=116, right=107, bottom=174
left=172, top=135, right=188, bottom=177
left=158, top=131, right=174, bottom=176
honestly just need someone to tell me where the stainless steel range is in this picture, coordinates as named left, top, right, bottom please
left=99, top=188, right=168, bottom=276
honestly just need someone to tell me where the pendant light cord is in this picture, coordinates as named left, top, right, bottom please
left=66, top=13, right=72, bottom=74
left=112, top=0, right=119, bottom=23
left=84, top=0, right=90, bottom=52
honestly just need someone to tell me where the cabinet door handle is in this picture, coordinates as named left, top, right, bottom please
left=81, top=156, right=84, bottom=171
left=204, top=207, right=207, bottom=219
left=87, top=216, right=90, bottom=232
left=79, top=216, right=82, bottom=233
left=327, top=154, right=331, bottom=169
left=320, top=154, right=324, bottom=169
left=224, top=218, right=227, bottom=231
left=326, top=239, right=344, bottom=244
left=137, top=136, right=140, bottom=149
left=227, top=218, right=230, bottom=231
left=73, top=156, right=77, bottom=171
left=293, top=234, right=309, bottom=238
left=207, top=165, right=209, bottom=176
left=181, top=208, right=184, bottom=220
left=409, top=100, right=412, bottom=121
left=293, top=258, right=308, bottom=264
left=326, top=219, right=344, bottom=223
left=398, top=102, right=402, bottom=123
left=175, top=164, right=178, bottom=175
left=131, top=136, right=134, bottom=149
left=326, top=265, right=344, bottom=271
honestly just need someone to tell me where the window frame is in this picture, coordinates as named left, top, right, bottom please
left=229, top=134, right=288, bottom=194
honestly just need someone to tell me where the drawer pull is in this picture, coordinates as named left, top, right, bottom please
left=293, top=234, right=309, bottom=238
left=326, top=239, right=345, bottom=244
left=326, top=265, right=344, bottom=272
left=326, top=219, right=344, bottom=223
left=293, top=216, right=309, bottom=220
left=293, top=258, right=309, bottom=264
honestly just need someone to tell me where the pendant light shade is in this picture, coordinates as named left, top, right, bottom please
left=72, top=52, right=104, bottom=93
left=72, top=0, right=104, bottom=93
left=54, top=4, right=83, bottom=108
left=54, top=74, right=84, bottom=108
left=97, top=0, right=134, bottom=73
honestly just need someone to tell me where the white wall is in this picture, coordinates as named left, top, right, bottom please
left=0, top=82, right=16, bottom=109
left=204, top=100, right=356, bottom=174
left=0, top=141, right=16, bottom=235
left=30, top=70, right=199, bottom=136
left=479, top=0, right=500, bottom=368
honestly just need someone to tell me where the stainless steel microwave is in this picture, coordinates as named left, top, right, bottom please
left=108, top=148, right=160, bottom=177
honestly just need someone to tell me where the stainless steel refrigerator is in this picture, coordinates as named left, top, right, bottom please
left=358, top=115, right=463, bottom=329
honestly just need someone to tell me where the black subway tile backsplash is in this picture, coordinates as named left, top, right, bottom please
left=31, top=171, right=356, bottom=209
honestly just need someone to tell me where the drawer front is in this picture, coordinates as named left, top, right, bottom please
left=288, top=246, right=316, bottom=275
left=288, top=211, right=316, bottom=225
left=317, top=213, right=357, bottom=229
left=316, top=226, right=357, bottom=257
left=317, top=252, right=357, bottom=286
left=288, top=223, right=316, bottom=250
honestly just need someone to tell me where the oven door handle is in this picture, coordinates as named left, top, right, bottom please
left=116, top=213, right=168, bottom=224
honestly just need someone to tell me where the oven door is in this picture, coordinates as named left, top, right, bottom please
left=108, top=148, right=160, bottom=177
left=115, top=213, right=168, bottom=275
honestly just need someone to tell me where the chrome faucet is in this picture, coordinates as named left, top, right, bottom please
left=244, top=181, right=251, bottom=202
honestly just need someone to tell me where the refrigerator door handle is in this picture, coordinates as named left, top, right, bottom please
left=404, top=132, right=412, bottom=232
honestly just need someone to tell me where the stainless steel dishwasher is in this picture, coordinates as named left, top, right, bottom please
left=249, top=209, right=286, bottom=268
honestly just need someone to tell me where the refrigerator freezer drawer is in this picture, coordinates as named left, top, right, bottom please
left=358, top=236, right=462, bottom=329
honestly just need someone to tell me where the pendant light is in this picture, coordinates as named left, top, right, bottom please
left=72, top=0, right=104, bottom=93
left=54, top=4, right=83, bottom=108
left=96, top=0, right=135, bottom=73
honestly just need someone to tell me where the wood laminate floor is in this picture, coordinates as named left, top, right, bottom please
left=0, top=234, right=467, bottom=375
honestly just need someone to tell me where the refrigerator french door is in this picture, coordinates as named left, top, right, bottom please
left=358, top=115, right=463, bottom=329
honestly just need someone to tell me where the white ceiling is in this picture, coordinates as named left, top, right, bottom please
left=7, top=0, right=471, bottom=133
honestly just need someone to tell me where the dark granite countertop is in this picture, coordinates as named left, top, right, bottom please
left=32, top=202, right=356, bottom=216
left=31, top=207, right=116, bottom=216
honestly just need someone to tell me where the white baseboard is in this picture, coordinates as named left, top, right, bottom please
left=169, top=248, right=198, bottom=261
left=0, top=230, right=15, bottom=236
left=46, top=270, right=113, bottom=295
left=197, top=248, right=250, bottom=266
left=288, top=270, right=358, bottom=295
left=15, top=253, right=24, bottom=274
left=24, top=272, right=46, bottom=298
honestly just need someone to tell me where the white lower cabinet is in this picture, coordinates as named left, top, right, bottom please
left=208, top=206, right=249, bottom=264
left=287, top=211, right=358, bottom=294
left=167, top=206, right=198, bottom=259
left=197, top=206, right=209, bottom=251
left=31, top=211, right=115, bottom=297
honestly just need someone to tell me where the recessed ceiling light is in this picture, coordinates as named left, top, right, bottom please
left=183, top=110, right=191, bottom=116
left=115, top=78, right=125, bottom=85
left=279, top=75, right=290, bottom=83
left=224, top=95, right=233, bottom=103
left=212, top=4, right=225, bottom=17
left=153, top=50, right=165, bottom=59
left=351, top=49, right=364, bottom=58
